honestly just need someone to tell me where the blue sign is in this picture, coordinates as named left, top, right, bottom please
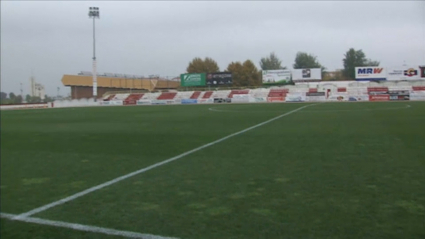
left=181, top=99, right=198, bottom=104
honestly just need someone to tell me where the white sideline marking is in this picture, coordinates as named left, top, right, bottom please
left=15, top=104, right=314, bottom=219
left=1, top=213, right=177, bottom=239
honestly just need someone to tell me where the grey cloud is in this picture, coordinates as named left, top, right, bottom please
left=1, top=1, right=424, bottom=96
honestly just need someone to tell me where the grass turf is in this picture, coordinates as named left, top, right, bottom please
left=1, top=102, right=425, bottom=239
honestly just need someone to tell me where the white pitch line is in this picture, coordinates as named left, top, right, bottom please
left=0, top=213, right=177, bottom=239
left=14, top=104, right=314, bottom=219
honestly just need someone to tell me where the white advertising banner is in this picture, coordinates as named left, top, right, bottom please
left=327, top=95, right=349, bottom=102
left=355, top=67, right=386, bottom=81
left=231, top=94, right=250, bottom=103
left=410, top=92, right=425, bottom=101
left=262, top=70, right=292, bottom=84
left=285, top=93, right=306, bottom=102
left=306, top=96, right=326, bottom=102
left=348, top=95, right=370, bottom=102
left=387, top=66, right=422, bottom=81
left=292, top=68, right=322, bottom=81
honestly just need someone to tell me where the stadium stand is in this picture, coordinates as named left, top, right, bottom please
left=268, top=89, right=288, bottom=97
left=157, top=92, right=177, bottom=100
left=190, top=91, right=201, bottom=99
left=202, top=91, right=213, bottom=99
left=212, top=91, right=231, bottom=99
left=175, top=91, right=194, bottom=100
left=413, top=86, right=425, bottom=91
left=228, top=90, right=250, bottom=98
left=103, top=94, right=115, bottom=101
left=123, top=93, right=144, bottom=105
left=112, top=93, right=130, bottom=101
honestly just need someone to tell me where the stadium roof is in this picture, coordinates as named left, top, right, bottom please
left=61, top=75, right=179, bottom=91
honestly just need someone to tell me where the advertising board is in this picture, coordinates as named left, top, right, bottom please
left=410, top=93, right=425, bottom=101
left=421, top=66, right=425, bottom=78
left=262, top=70, right=291, bottom=84
left=213, top=98, right=231, bottom=103
left=327, top=95, right=348, bottom=101
left=387, top=66, right=421, bottom=81
left=254, top=97, right=267, bottom=103
left=180, top=73, right=206, bottom=87
left=355, top=67, right=386, bottom=81
left=198, top=99, right=214, bottom=104
left=389, top=91, right=410, bottom=101
left=0, top=103, right=48, bottom=110
left=137, top=100, right=152, bottom=105
left=151, top=100, right=167, bottom=105
left=348, top=95, right=369, bottom=101
left=292, top=68, right=322, bottom=82
left=206, top=72, right=232, bottom=86
left=306, top=96, right=326, bottom=102
left=267, top=97, right=285, bottom=102
left=369, top=95, right=389, bottom=101
left=306, top=92, right=325, bottom=96
left=181, top=99, right=198, bottom=104
left=232, top=95, right=250, bottom=103
left=285, top=94, right=306, bottom=102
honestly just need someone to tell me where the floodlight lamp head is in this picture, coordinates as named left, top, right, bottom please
left=88, top=7, right=100, bottom=18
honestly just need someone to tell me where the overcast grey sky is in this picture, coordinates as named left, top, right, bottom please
left=1, top=1, right=424, bottom=96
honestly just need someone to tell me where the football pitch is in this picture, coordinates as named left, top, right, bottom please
left=1, top=102, right=425, bottom=239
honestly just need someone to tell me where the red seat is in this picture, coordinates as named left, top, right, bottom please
left=157, top=92, right=177, bottom=100
left=190, top=91, right=201, bottom=99
left=412, top=86, right=425, bottom=91
left=202, top=91, right=213, bottom=99
left=228, top=90, right=249, bottom=98
left=267, top=89, right=288, bottom=97
left=123, top=94, right=144, bottom=105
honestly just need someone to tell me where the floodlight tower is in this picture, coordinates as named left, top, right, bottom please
left=89, top=7, right=100, bottom=101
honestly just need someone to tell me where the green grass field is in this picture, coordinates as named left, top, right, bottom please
left=1, top=102, right=425, bottom=239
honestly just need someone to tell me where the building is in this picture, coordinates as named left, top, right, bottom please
left=62, top=71, right=180, bottom=99
left=30, top=76, right=45, bottom=100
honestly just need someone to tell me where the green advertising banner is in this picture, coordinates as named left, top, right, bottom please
left=180, top=73, right=206, bottom=87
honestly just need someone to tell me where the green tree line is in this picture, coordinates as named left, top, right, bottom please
left=185, top=48, right=379, bottom=85
left=0, top=92, right=55, bottom=105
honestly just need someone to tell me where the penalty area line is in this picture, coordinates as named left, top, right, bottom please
left=0, top=213, right=178, bottom=239
left=15, top=104, right=315, bottom=219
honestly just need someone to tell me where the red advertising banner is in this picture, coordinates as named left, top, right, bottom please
left=369, top=95, right=389, bottom=101
left=267, top=97, right=285, bottom=102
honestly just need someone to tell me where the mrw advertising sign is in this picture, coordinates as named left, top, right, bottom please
left=355, top=67, right=386, bottom=81
left=262, top=70, right=291, bottom=84
left=180, top=73, right=206, bottom=87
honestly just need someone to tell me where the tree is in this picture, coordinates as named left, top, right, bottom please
left=293, top=52, right=324, bottom=70
left=26, top=94, right=31, bottom=103
left=0, top=92, right=7, bottom=100
left=14, top=95, right=23, bottom=104
left=44, top=95, right=54, bottom=102
left=9, top=92, right=16, bottom=100
left=259, top=52, right=285, bottom=70
left=186, top=57, right=219, bottom=73
left=365, top=59, right=380, bottom=66
left=342, top=48, right=380, bottom=79
left=226, top=60, right=261, bottom=87
left=242, top=60, right=261, bottom=86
